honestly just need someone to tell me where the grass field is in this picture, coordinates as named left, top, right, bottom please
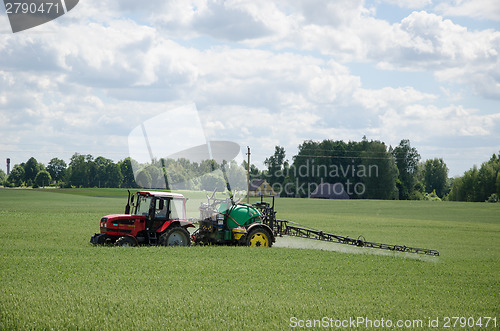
left=0, top=188, right=498, bottom=330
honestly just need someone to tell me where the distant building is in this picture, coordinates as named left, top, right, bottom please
left=249, top=179, right=277, bottom=196
left=309, top=183, right=349, bottom=199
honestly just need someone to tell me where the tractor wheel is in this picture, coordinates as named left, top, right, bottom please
left=159, top=227, right=191, bottom=247
left=114, top=236, right=137, bottom=247
left=246, top=228, right=272, bottom=247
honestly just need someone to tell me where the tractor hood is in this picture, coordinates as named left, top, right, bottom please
left=104, top=214, right=146, bottom=219
left=102, top=214, right=147, bottom=221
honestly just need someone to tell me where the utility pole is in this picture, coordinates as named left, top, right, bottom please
left=246, top=146, right=251, bottom=204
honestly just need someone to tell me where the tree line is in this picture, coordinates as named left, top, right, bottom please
left=2, top=155, right=133, bottom=189
left=261, top=138, right=450, bottom=200
left=0, top=153, right=247, bottom=192
left=260, top=138, right=499, bottom=202
left=447, top=153, right=500, bottom=202
left=1, top=138, right=498, bottom=202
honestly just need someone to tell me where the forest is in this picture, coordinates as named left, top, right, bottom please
left=1, top=138, right=499, bottom=202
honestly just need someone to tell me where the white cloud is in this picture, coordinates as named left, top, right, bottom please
left=378, top=104, right=500, bottom=143
left=0, top=0, right=498, bottom=176
left=379, top=0, right=432, bottom=9
left=373, top=11, right=500, bottom=98
left=354, top=86, right=437, bottom=111
left=187, top=3, right=500, bottom=100
left=436, top=0, right=500, bottom=21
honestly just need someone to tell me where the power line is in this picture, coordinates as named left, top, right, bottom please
left=294, top=155, right=392, bottom=160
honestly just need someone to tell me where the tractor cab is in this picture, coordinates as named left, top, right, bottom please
left=131, top=191, right=187, bottom=235
left=131, top=191, right=186, bottom=220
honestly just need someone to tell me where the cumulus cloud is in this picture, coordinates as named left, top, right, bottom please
left=374, top=11, right=500, bottom=99
left=354, top=86, right=437, bottom=111
left=0, top=0, right=498, bottom=176
left=378, top=104, right=500, bottom=143
left=436, top=0, right=500, bottom=21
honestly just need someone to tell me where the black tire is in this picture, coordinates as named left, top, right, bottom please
left=159, top=227, right=191, bottom=246
left=96, top=234, right=108, bottom=245
left=114, top=236, right=137, bottom=247
left=246, top=227, right=273, bottom=247
left=90, top=233, right=107, bottom=245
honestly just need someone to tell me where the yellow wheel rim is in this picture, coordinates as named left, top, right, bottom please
left=249, top=232, right=269, bottom=247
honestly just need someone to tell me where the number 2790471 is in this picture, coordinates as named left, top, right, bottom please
left=5, top=2, right=61, bottom=14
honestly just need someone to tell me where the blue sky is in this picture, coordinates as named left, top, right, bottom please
left=0, top=0, right=499, bottom=177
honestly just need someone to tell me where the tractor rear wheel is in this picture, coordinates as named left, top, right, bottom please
left=115, top=236, right=137, bottom=247
left=246, top=228, right=272, bottom=247
left=159, top=227, right=191, bottom=246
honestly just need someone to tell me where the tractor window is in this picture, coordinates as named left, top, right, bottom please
left=170, top=198, right=185, bottom=220
left=136, top=196, right=152, bottom=216
left=155, top=198, right=169, bottom=219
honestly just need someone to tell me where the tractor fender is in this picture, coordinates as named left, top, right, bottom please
left=246, top=222, right=275, bottom=243
left=156, top=220, right=195, bottom=233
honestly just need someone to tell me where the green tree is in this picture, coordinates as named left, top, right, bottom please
left=46, top=158, right=67, bottom=183
left=392, top=139, right=420, bottom=200
left=242, top=160, right=261, bottom=181
left=423, top=158, right=449, bottom=198
left=290, top=139, right=398, bottom=198
left=68, top=153, right=86, bottom=187
left=145, top=165, right=162, bottom=188
left=448, top=152, right=500, bottom=202
left=23, top=157, right=43, bottom=184
left=104, top=163, right=123, bottom=188
left=34, top=170, right=52, bottom=187
left=448, top=177, right=461, bottom=201
left=0, top=169, right=6, bottom=184
left=8, top=165, right=25, bottom=187
left=94, top=156, right=113, bottom=188
left=496, top=172, right=500, bottom=194
left=264, top=146, right=287, bottom=186
left=461, top=166, right=479, bottom=202
left=68, top=153, right=96, bottom=187
left=135, top=169, right=152, bottom=188
left=118, top=158, right=138, bottom=188
left=86, top=156, right=99, bottom=187
left=200, top=172, right=226, bottom=192
left=198, top=159, right=220, bottom=176
left=360, top=141, right=398, bottom=199
left=477, top=162, right=497, bottom=201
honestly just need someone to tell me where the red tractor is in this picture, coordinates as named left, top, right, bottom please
left=90, top=191, right=194, bottom=246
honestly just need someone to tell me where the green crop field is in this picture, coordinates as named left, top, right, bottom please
left=0, top=188, right=498, bottom=330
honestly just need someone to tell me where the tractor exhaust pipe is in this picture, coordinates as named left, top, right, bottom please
left=125, top=190, right=131, bottom=214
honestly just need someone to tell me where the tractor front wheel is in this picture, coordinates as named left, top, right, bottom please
left=246, top=228, right=272, bottom=247
left=115, top=236, right=137, bottom=247
left=159, top=227, right=191, bottom=246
